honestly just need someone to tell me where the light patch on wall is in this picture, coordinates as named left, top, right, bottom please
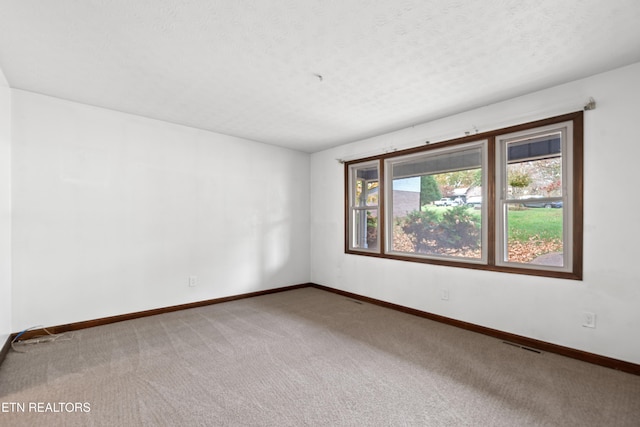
left=59, top=147, right=111, bottom=187
left=263, top=219, right=291, bottom=274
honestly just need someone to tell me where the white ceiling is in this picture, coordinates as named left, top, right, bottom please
left=1, top=1, right=640, bottom=153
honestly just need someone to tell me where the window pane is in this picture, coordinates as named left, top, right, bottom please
left=352, top=209, right=378, bottom=250
left=354, top=166, right=379, bottom=207
left=349, top=162, right=379, bottom=252
left=504, top=202, right=564, bottom=267
left=507, top=132, right=562, bottom=200
left=390, top=145, right=483, bottom=260
left=499, top=124, right=570, bottom=271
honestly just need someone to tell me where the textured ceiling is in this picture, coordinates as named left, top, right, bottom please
left=1, top=1, right=640, bottom=153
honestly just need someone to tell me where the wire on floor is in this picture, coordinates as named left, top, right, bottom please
left=11, top=326, right=74, bottom=353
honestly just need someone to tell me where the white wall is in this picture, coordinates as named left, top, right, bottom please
left=310, top=62, right=640, bottom=364
left=11, top=90, right=310, bottom=330
left=0, top=67, right=11, bottom=344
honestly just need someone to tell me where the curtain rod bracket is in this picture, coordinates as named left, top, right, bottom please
left=584, top=97, right=596, bottom=111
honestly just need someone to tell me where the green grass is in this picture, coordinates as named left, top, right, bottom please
left=507, top=208, right=563, bottom=242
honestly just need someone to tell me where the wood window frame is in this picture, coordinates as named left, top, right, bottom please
left=345, top=111, right=583, bottom=280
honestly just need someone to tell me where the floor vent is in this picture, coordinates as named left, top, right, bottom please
left=503, top=341, right=542, bottom=354
left=348, top=299, right=363, bottom=305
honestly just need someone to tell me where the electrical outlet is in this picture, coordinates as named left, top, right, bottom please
left=188, top=276, right=197, bottom=287
left=441, top=289, right=450, bottom=301
left=582, top=311, right=596, bottom=328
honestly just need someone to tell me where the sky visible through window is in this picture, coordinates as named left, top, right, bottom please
left=392, top=177, right=420, bottom=192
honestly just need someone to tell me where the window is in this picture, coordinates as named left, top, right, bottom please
left=345, top=112, right=583, bottom=279
left=387, top=141, right=487, bottom=263
left=347, top=161, right=380, bottom=252
left=496, top=123, right=573, bottom=272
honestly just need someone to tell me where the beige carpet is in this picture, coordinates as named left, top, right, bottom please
left=0, top=287, right=639, bottom=426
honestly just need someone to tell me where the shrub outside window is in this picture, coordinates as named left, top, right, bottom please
left=345, top=112, right=583, bottom=279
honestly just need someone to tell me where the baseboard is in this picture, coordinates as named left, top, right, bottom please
left=0, top=334, right=11, bottom=368
left=11, top=283, right=312, bottom=342
left=310, top=283, right=640, bottom=376
left=8, top=282, right=638, bottom=376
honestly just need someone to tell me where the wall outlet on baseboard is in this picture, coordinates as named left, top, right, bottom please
left=582, top=311, right=596, bottom=328
left=188, top=276, right=197, bottom=287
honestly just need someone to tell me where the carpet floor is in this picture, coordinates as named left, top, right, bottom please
left=0, top=287, right=639, bottom=426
